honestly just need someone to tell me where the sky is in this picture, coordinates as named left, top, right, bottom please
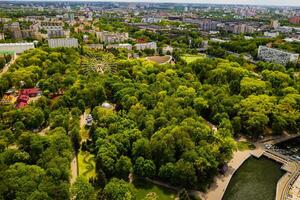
left=104, top=0, right=300, bottom=6
left=8, top=0, right=300, bottom=7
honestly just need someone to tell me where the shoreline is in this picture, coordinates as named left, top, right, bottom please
left=194, top=145, right=264, bottom=200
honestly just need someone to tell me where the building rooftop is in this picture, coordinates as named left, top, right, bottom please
left=0, top=42, right=34, bottom=46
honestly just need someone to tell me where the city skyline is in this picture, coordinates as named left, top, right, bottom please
left=8, top=0, right=300, bottom=7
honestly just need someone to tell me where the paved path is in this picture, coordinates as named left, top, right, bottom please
left=37, top=126, right=50, bottom=136
left=71, top=112, right=87, bottom=184
left=278, top=162, right=300, bottom=200
left=0, top=54, right=17, bottom=76
left=286, top=174, right=300, bottom=200
left=70, top=154, right=78, bottom=184
left=80, top=112, right=86, bottom=129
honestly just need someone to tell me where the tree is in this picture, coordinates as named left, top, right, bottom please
left=193, top=97, right=209, bottom=115
left=21, top=106, right=45, bottom=129
left=115, top=156, right=132, bottom=180
left=133, top=157, right=156, bottom=178
left=71, top=176, right=96, bottom=200
left=132, top=138, right=151, bottom=159
left=27, top=191, right=51, bottom=200
left=103, top=178, right=136, bottom=200
left=158, top=162, right=176, bottom=181
left=237, top=95, right=276, bottom=136
left=174, top=159, right=197, bottom=187
left=2, top=163, right=46, bottom=200
left=70, top=127, right=81, bottom=153
left=240, top=77, right=268, bottom=97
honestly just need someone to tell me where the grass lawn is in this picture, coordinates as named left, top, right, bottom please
left=78, top=151, right=96, bottom=180
left=236, top=141, right=256, bottom=151
left=133, top=178, right=177, bottom=200
left=181, top=54, right=206, bottom=64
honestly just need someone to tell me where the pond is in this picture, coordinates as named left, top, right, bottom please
left=222, top=156, right=284, bottom=200
left=133, top=178, right=177, bottom=200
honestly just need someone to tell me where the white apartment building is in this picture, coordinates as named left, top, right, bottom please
left=0, top=33, right=4, bottom=40
left=87, top=44, right=104, bottom=49
left=258, top=46, right=299, bottom=65
left=107, top=43, right=132, bottom=51
left=96, top=31, right=129, bottom=44
left=141, top=17, right=162, bottom=23
left=264, top=32, right=280, bottom=38
left=271, top=20, right=280, bottom=29
left=0, top=42, right=35, bottom=54
left=233, top=24, right=256, bottom=34
left=135, top=42, right=157, bottom=51
left=42, top=26, right=65, bottom=38
left=48, top=38, right=78, bottom=48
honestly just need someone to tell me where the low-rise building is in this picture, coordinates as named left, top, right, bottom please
left=96, top=31, right=129, bottom=44
left=107, top=43, right=132, bottom=51
left=210, top=38, right=227, bottom=43
left=0, top=18, right=12, bottom=23
left=48, top=38, right=78, bottom=48
left=21, top=30, right=38, bottom=39
left=41, top=25, right=65, bottom=38
left=0, top=33, right=4, bottom=40
left=162, top=45, right=174, bottom=54
left=271, top=20, right=280, bottom=29
left=0, top=95, right=16, bottom=105
left=20, top=88, right=40, bottom=97
left=284, top=38, right=300, bottom=43
left=87, top=44, right=104, bottom=49
left=264, top=32, right=280, bottom=38
left=141, top=17, right=162, bottom=23
left=0, top=42, right=35, bottom=54
left=258, top=46, right=299, bottom=65
left=3, top=22, right=22, bottom=40
left=135, top=42, right=157, bottom=51
left=289, top=16, right=300, bottom=24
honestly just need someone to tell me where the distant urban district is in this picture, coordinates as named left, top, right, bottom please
left=0, top=1, right=300, bottom=200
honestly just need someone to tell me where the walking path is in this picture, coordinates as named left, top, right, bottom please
left=286, top=174, right=300, bottom=200
left=37, top=126, right=50, bottom=136
left=71, top=111, right=87, bottom=184
left=0, top=54, right=17, bottom=76
left=70, top=154, right=78, bottom=184
left=278, top=161, right=300, bottom=200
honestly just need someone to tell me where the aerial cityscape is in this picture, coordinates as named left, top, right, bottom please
left=0, top=1, right=300, bottom=200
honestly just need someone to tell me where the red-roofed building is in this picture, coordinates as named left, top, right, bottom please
left=17, top=95, right=29, bottom=103
left=136, top=38, right=146, bottom=43
left=20, top=88, right=40, bottom=97
left=16, top=102, right=28, bottom=109
left=289, top=16, right=300, bottom=24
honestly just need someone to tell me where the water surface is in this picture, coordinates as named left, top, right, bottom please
left=222, top=156, right=284, bottom=200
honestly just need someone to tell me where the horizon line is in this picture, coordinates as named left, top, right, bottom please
left=2, top=0, right=300, bottom=8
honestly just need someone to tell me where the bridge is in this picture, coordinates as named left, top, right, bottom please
left=261, top=149, right=300, bottom=200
